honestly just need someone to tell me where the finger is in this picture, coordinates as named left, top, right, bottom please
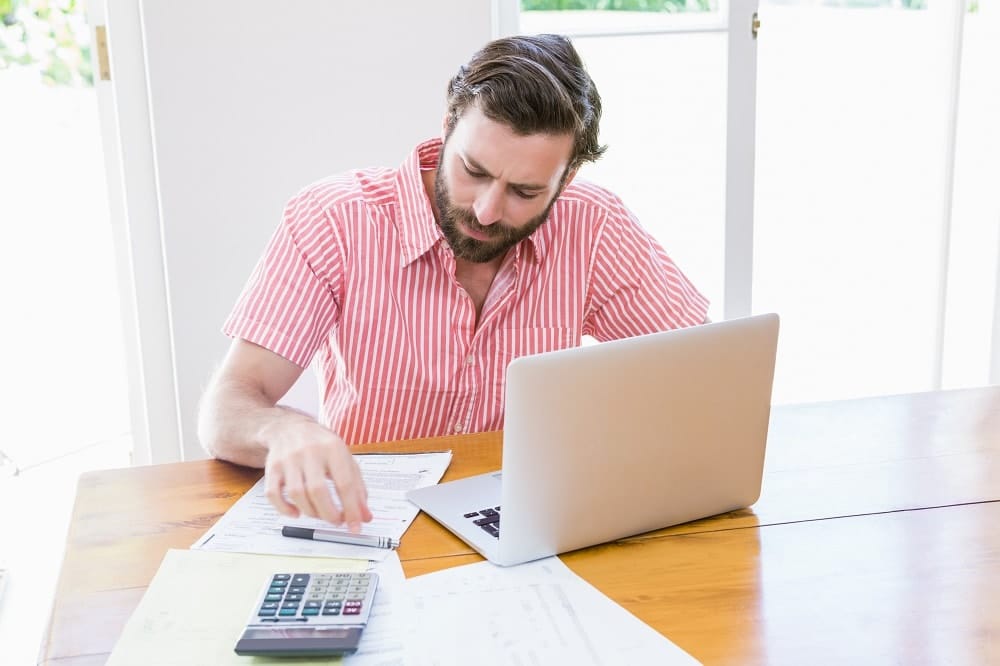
left=302, top=463, right=344, bottom=526
left=361, top=483, right=373, bottom=523
left=328, top=455, right=369, bottom=532
left=263, top=465, right=299, bottom=518
left=281, top=465, right=322, bottom=520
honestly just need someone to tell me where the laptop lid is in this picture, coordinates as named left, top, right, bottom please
left=408, top=313, right=779, bottom=566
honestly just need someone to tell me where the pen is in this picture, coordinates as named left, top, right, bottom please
left=281, top=525, right=399, bottom=550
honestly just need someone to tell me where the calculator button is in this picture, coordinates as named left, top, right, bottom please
left=304, top=601, right=322, bottom=609
left=260, top=602, right=279, bottom=610
left=343, top=606, right=361, bottom=615
left=288, top=585, right=306, bottom=595
left=272, top=574, right=292, bottom=581
left=278, top=608, right=297, bottom=617
left=463, top=512, right=478, bottom=518
left=302, top=608, right=320, bottom=616
left=257, top=608, right=277, bottom=617
left=281, top=601, right=300, bottom=609
left=284, top=594, right=302, bottom=602
left=291, top=574, right=310, bottom=585
left=264, top=594, right=282, bottom=602
left=322, top=607, right=341, bottom=615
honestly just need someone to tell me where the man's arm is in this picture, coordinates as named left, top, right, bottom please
left=199, top=339, right=372, bottom=530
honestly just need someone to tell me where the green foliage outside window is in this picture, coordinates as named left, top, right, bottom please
left=0, top=0, right=92, bottom=87
left=0, top=0, right=981, bottom=88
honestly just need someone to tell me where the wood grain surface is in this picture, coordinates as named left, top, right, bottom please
left=38, top=387, right=1000, bottom=665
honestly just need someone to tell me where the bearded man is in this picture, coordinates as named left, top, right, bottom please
left=199, top=34, right=709, bottom=531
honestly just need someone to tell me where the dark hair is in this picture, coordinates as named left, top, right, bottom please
left=445, top=34, right=606, bottom=170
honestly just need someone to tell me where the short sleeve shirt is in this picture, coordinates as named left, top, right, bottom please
left=224, top=139, right=709, bottom=445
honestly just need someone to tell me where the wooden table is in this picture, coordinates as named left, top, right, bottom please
left=39, top=387, right=1000, bottom=664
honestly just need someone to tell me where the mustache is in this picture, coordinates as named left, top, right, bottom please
left=448, top=205, right=505, bottom=238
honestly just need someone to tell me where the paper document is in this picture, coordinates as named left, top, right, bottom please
left=404, top=557, right=699, bottom=665
left=107, top=549, right=408, bottom=665
left=193, top=452, right=451, bottom=561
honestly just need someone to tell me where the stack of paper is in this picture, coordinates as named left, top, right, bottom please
left=193, top=451, right=451, bottom=561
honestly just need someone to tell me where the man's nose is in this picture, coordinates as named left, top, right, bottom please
left=473, top=183, right=504, bottom=227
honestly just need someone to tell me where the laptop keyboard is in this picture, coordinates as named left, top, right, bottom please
left=463, top=506, right=501, bottom=538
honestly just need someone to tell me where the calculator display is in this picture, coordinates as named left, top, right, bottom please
left=241, top=627, right=355, bottom=639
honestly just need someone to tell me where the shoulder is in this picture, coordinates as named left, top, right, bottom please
left=292, top=166, right=398, bottom=212
left=551, top=180, right=635, bottom=227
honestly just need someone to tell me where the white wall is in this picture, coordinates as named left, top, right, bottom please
left=134, top=1, right=498, bottom=461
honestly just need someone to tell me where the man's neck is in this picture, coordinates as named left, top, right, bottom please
left=455, top=255, right=504, bottom=325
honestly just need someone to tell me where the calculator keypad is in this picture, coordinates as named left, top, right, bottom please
left=253, top=572, right=376, bottom=625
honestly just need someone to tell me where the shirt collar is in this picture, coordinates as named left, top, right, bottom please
left=394, top=138, right=550, bottom=267
left=394, top=139, right=445, bottom=267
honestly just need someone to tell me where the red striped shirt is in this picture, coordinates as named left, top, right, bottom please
left=224, top=139, right=708, bottom=445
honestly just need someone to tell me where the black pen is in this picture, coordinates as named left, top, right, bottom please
left=281, top=525, right=399, bottom=550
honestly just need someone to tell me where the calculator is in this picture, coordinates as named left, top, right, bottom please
left=234, top=571, right=379, bottom=657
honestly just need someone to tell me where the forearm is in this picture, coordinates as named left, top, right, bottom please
left=198, top=377, right=316, bottom=468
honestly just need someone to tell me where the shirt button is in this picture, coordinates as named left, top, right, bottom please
left=465, top=355, right=475, bottom=366
left=454, top=423, right=464, bottom=433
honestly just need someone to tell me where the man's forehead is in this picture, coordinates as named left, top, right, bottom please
left=449, top=107, right=573, bottom=185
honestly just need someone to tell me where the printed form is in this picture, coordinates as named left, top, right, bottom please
left=404, top=557, right=700, bottom=665
left=193, top=451, right=452, bottom=562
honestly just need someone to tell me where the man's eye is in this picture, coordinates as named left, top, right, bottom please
left=464, top=166, right=487, bottom=178
left=513, top=189, right=539, bottom=200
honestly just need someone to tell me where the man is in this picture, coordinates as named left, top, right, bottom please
left=199, top=34, right=708, bottom=534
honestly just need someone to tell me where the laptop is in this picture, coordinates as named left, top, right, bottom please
left=407, top=313, right=779, bottom=566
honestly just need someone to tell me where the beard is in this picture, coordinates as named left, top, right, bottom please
left=433, top=164, right=558, bottom=264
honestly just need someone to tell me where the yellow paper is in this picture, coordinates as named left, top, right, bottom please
left=107, top=549, right=368, bottom=666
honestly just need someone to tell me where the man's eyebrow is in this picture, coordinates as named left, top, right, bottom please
left=463, top=154, right=548, bottom=191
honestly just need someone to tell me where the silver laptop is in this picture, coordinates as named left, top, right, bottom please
left=407, top=313, right=779, bottom=566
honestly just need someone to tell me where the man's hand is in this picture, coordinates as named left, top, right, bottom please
left=199, top=339, right=373, bottom=532
left=261, top=418, right=373, bottom=531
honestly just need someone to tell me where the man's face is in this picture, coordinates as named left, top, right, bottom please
left=434, top=106, right=575, bottom=264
